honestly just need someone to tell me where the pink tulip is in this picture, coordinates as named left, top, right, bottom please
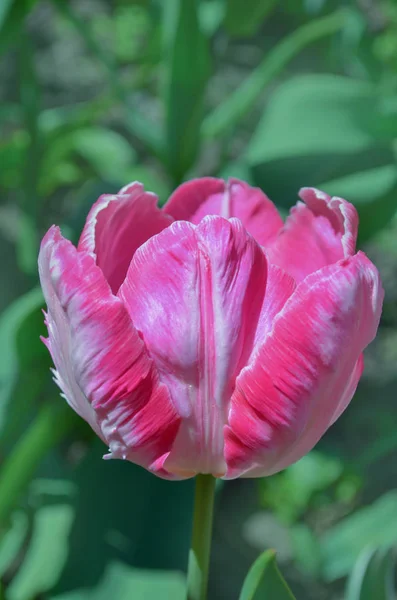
left=39, top=179, right=383, bottom=479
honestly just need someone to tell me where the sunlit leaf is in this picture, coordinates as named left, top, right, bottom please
left=320, top=492, right=397, bottom=581
left=247, top=74, right=397, bottom=241
left=239, top=550, right=296, bottom=600
left=248, top=75, right=379, bottom=164
left=199, top=0, right=225, bottom=36
left=0, top=512, right=29, bottom=578
left=7, top=504, right=75, bottom=600
left=71, top=128, right=136, bottom=181
left=51, top=561, right=185, bottom=600
left=260, top=451, right=345, bottom=524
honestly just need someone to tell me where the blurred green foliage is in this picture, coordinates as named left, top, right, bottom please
left=1, top=0, right=397, bottom=598
left=345, top=546, right=396, bottom=600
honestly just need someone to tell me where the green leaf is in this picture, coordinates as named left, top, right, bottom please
left=0, top=0, right=14, bottom=29
left=18, top=30, right=42, bottom=274
left=247, top=74, right=397, bottom=240
left=71, top=128, right=137, bottom=181
left=51, top=561, right=185, bottom=600
left=64, top=170, right=170, bottom=246
left=248, top=75, right=381, bottom=166
left=260, top=451, right=344, bottom=524
left=35, top=99, right=115, bottom=194
left=7, top=504, right=75, bottom=600
left=0, top=131, right=27, bottom=190
left=239, top=550, right=296, bottom=600
left=0, top=404, right=78, bottom=527
left=199, top=0, right=225, bottom=36
left=345, top=546, right=396, bottom=600
left=40, top=125, right=156, bottom=197
left=164, top=0, right=211, bottom=182
left=219, top=161, right=253, bottom=185
left=0, top=102, right=21, bottom=123
left=202, top=11, right=344, bottom=140
left=320, top=165, right=397, bottom=245
left=320, top=492, right=397, bottom=581
left=0, top=287, right=49, bottom=444
left=122, top=166, right=171, bottom=205
left=290, top=525, right=322, bottom=578
left=224, top=0, right=277, bottom=38
left=0, top=512, right=29, bottom=578
left=52, top=440, right=194, bottom=593
left=0, top=0, right=39, bottom=57
left=16, top=213, right=39, bottom=276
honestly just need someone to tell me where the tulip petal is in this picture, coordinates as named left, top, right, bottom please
left=268, top=188, right=358, bottom=282
left=163, top=177, right=283, bottom=246
left=119, top=216, right=269, bottom=477
left=78, top=182, right=173, bottom=293
left=39, top=226, right=180, bottom=477
left=224, top=252, right=383, bottom=478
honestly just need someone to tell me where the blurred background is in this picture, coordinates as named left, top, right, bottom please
left=1, top=0, right=397, bottom=598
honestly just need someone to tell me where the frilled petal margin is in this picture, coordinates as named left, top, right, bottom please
left=163, top=178, right=284, bottom=247
left=225, top=252, right=383, bottom=479
left=119, top=216, right=273, bottom=477
left=267, top=187, right=359, bottom=282
left=39, top=226, right=181, bottom=477
left=78, top=182, right=173, bottom=294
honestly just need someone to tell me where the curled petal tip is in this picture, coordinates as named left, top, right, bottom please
left=268, top=186, right=358, bottom=281
left=77, top=182, right=173, bottom=293
left=298, top=186, right=329, bottom=201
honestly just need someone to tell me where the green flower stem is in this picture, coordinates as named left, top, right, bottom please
left=0, top=403, right=77, bottom=527
left=186, top=474, right=216, bottom=600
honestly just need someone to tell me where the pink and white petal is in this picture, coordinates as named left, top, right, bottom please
left=299, top=187, right=358, bottom=258
left=77, top=182, right=173, bottom=294
left=39, top=226, right=181, bottom=477
left=162, top=178, right=225, bottom=221
left=224, top=252, right=383, bottom=479
left=39, top=229, right=101, bottom=436
left=163, top=178, right=283, bottom=246
left=241, top=353, right=365, bottom=479
left=267, top=188, right=358, bottom=282
left=251, top=263, right=296, bottom=352
left=330, top=353, right=364, bottom=425
left=119, top=216, right=268, bottom=477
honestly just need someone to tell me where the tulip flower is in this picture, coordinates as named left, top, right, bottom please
left=39, top=179, right=383, bottom=480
